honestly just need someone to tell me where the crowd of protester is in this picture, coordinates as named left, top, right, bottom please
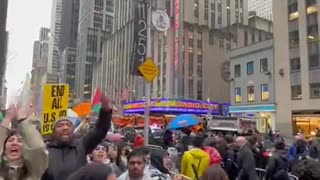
left=0, top=95, right=320, bottom=180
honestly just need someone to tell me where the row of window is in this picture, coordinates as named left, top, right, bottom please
left=234, top=58, right=268, bottom=77
left=235, top=84, right=269, bottom=103
left=291, top=83, right=320, bottom=100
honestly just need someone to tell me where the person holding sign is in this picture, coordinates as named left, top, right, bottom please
left=42, top=95, right=112, bottom=180
left=0, top=106, right=48, bottom=180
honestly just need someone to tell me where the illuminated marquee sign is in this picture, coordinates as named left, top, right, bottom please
left=123, top=99, right=223, bottom=115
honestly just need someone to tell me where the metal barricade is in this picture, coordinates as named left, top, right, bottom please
left=256, top=168, right=267, bottom=180
left=255, top=168, right=299, bottom=180
left=288, top=173, right=299, bottom=180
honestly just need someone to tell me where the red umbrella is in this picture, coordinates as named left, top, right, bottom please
left=106, top=133, right=124, bottom=142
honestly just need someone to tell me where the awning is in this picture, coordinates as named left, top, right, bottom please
left=230, top=104, right=276, bottom=113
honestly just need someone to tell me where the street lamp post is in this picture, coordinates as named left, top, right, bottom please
left=144, top=0, right=152, bottom=146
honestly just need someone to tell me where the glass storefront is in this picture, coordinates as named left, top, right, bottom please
left=257, top=112, right=273, bottom=133
left=232, top=112, right=274, bottom=133
left=293, top=115, right=320, bottom=136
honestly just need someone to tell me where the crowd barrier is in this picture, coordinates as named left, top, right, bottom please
left=255, top=168, right=298, bottom=180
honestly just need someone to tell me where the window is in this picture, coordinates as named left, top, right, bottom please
left=291, top=85, right=302, bottom=100
left=310, top=83, right=320, bottom=98
left=227, top=15, right=231, bottom=26
left=194, top=0, right=199, bottom=18
left=205, top=0, right=209, bottom=8
left=189, top=79, right=194, bottom=98
left=258, top=31, right=262, bottom=41
left=197, top=55, right=202, bottom=64
left=234, top=64, right=241, bottom=77
left=197, top=80, right=202, bottom=100
left=105, top=0, right=114, bottom=12
left=209, top=31, right=214, bottom=45
left=261, top=84, right=269, bottom=101
left=197, top=40, right=202, bottom=48
left=290, top=58, right=301, bottom=71
left=247, top=61, right=254, bottom=75
left=251, top=32, right=255, bottom=43
left=211, top=12, right=215, bottom=28
left=309, top=54, right=320, bottom=68
left=189, top=52, right=194, bottom=75
left=218, top=16, right=222, bottom=24
left=205, top=11, right=208, bottom=20
left=289, top=30, right=299, bottom=47
left=247, top=86, right=255, bottom=102
left=211, top=3, right=215, bottom=10
left=227, top=43, right=231, bottom=51
left=306, top=0, right=316, bottom=7
left=93, top=13, right=103, bottom=29
left=235, top=87, right=241, bottom=103
left=218, top=3, right=221, bottom=12
left=244, top=31, right=248, bottom=46
left=189, top=38, right=194, bottom=47
left=197, top=65, right=202, bottom=77
left=219, top=39, right=223, bottom=48
left=260, top=58, right=268, bottom=72
left=105, top=15, right=113, bottom=32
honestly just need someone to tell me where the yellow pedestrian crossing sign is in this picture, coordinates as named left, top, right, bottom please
left=138, top=58, right=160, bottom=83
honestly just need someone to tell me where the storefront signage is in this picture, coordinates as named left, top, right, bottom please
left=123, top=99, right=225, bottom=115
left=124, top=100, right=219, bottom=110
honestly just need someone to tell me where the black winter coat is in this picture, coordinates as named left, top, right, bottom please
left=237, top=145, right=259, bottom=180
left=41, top=109, right=112, bottom=180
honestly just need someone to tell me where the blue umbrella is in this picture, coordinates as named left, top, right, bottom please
left=167, top=114, right=200, bottom=130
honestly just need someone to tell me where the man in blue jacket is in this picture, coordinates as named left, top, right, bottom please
left=42, top=95, right=112, bottom=180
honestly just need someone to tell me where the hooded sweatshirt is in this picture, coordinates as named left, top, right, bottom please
left=181, top=148, right=210, bottom=179
left=149, top=150, right=170, bottom=180
left=66, top=163, right=114, bottom=180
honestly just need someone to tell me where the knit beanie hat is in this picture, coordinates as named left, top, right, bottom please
left=53, top=117, right=73, bottom=131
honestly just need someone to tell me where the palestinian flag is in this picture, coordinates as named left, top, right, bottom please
left=91, top=88, right=102, bottom=113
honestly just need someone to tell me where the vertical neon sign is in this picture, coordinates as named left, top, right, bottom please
left=174, top=0, right=180, bottom=72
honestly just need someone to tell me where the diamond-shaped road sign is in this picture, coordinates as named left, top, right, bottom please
left=138, top=58, right=160, bottom=83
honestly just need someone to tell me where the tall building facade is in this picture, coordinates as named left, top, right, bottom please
left=248, top=0, right=273, bottom=21
left=0, top=0, right=8, bottom=107
left=40, top=28, right=50, bottom=41
left=48, top=0, right=79, bottom=84
left=273, top=0, right=320, bottom=136
left=31, top=28, right=50, bottom=115
left=96, top=0, right=134, bottom=106
left=75, top=0, right=114, bottom=101
left=98, top=0, right=249, bottom=104
left=62, top=47, right=77, bottom=105
left=48, top=0, right=63, bottom=77
left=60, top=0, right=80, bottom=51
left=229, top=39, right=275, bottom=133
left=60, top=0, right=80, bottom=104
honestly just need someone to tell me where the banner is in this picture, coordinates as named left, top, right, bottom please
left=130, top=0, right=147, bottom=75
left=41, top=84, right=69, bottom=135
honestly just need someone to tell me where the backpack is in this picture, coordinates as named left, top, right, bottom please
left=223, top=149, right=239, bottom=180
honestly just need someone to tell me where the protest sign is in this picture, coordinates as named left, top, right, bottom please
left=41, top=84, right=69, bottom=135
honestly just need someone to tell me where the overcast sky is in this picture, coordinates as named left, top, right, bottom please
left=6, top=0, right=51, bottom=104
